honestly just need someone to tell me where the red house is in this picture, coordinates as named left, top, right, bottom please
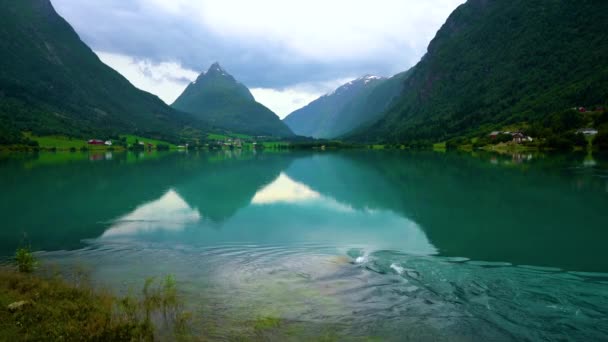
left=88, top=139, right=104, bottom=145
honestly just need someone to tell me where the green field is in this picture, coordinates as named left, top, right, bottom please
left=21, top=133, right=178, bottom=151
left=260, top=141, right=290, bottom=149
left=120, top=134, right=177, bottom=149
left=24, top=133, right=115, bottom=150
left=207, top=132, right=253, bottom=141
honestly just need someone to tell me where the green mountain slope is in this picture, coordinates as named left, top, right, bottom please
left=333, top=70, right=412, bottom=138
left=0, top=0, right=207, bottom=145
left=172, top=63, right=294, bottom=138
left=351, top=0, right=608, bottom=143
left=283, top=75, right=390, bottom=139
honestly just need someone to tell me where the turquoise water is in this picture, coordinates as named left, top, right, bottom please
left=1, top=150, right=608, bottom=340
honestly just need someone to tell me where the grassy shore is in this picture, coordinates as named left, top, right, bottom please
left=0, top=133, right=182, bottom=152
left=0, top=261, right=189, bottom=341
left=479, top=142, right=539, bottom=153
left=121, top=134, right=178, bottom=150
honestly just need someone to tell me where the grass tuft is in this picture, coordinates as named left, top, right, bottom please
left=0, top=265, right=191, bottom=341
left=14, top=248, right=37, bottom=273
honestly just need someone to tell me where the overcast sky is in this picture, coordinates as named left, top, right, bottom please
left=51, top=0, right=464, bottom=118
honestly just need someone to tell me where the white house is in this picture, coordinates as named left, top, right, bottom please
left=577, top=128, right=598, bottom=135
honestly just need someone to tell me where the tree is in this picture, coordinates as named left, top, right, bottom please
left=594, top=131, right=608, bottom=150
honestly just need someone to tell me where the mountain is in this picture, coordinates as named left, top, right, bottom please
left=172, top=63, right=294, bottom=138
left=0, top=0, right=206, bottom=145
left=334, top=70, right=412, bottom=138
left=283, top=75, right=391, bottom=139
left=351, top=0, right=608, bottom=143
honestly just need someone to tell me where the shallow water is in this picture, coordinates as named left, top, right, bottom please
left=1, top=150, right=608, bottom=340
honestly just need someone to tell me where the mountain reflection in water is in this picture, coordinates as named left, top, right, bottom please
left=2, top=150, right=608, bottom=340
left=1, top=150, right=608, bottom=272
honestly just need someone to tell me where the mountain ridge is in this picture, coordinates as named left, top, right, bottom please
left=349, top=0, right=608, bottom=143
left=172, top=63, right=294, bottom=137
left=283, top=75, right=391, bottom=139
left=0, top=0, right=208, bottom=144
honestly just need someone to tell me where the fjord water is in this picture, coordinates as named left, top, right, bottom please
left=1, top=151, right=608, bottom=340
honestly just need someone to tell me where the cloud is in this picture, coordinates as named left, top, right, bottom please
left=96, top=51, right=198, bottom=104
left=52, top=0, right=463, bottom=86
left=96, top=50, right=350, bottom=113
left=251, top=88, right=321, bottom=119
left=197, top=0, right=457, bottom=63
left=251, top=78, right=353, bottom=118
left=101, top=189, right=201, bottom=238
left=51, top=0, right=464, bottom=113
left=251, top=173, right=321, bottom=205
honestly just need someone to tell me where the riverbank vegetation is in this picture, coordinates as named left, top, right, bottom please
left=1, top=248, right=350, bottom=341
left=3, top=107, right=608, bottom=154
left=433, top=108, right=608, bottom=153
left=1, top=249, right=190, bottom=341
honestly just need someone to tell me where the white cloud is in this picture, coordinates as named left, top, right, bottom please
left=95, top=51, right=198, bottom=104
left=102, top=189, right=201, bottom=238
left=251, top=173, right=355, bottom=212
left=97, top=49, right=354, bottom=116
left=53, top=0, right=465, bottom=113
left=53, top=0, right=464, bottom=88
left=252, top=173, right=320, bottom=204
left=132, top=0, right=464, bottom=66
left=194, top=0, right=463, bottom=65
left=251, top=77, right=353, bottom=118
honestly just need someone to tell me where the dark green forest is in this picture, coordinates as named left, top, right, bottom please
left=0, top=0, right=210, bottom=145
left=350, top=0, right=608, bottom=146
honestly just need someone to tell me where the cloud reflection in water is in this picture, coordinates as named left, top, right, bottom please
left=101, top=189, right=200, bottom=238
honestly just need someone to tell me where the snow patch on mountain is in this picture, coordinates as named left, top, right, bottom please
left=326, top=75, right=385, bottom=96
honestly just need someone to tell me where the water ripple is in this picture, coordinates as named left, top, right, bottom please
left=36, top=242, right=608, bottom=341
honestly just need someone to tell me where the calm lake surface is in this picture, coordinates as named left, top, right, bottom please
left=1, top=150, right=608, bottom=340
